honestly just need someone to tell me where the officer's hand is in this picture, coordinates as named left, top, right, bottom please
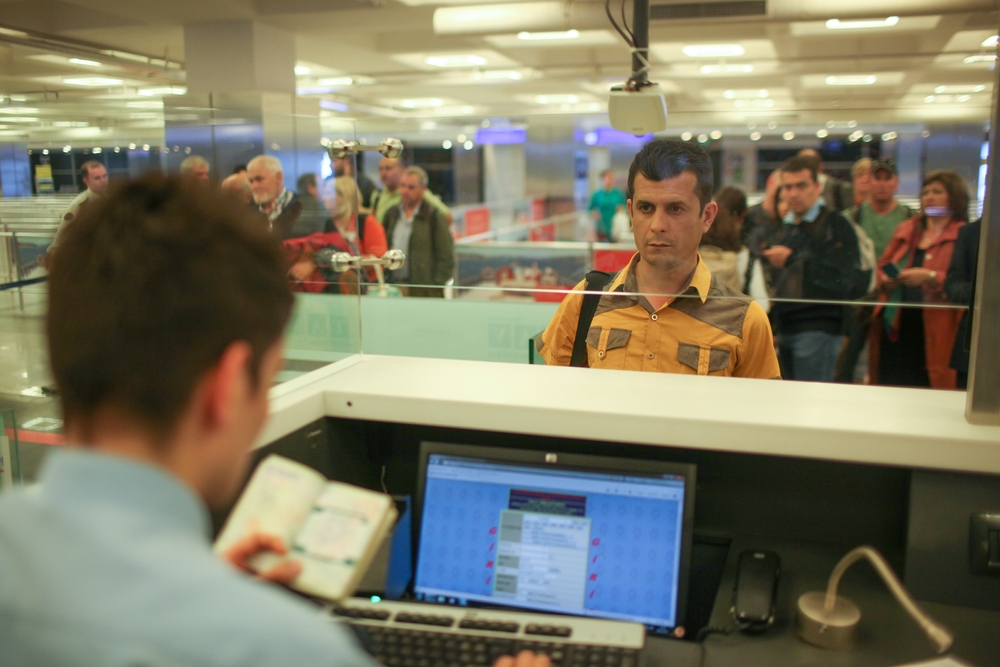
left=494, top=651, right=552, bottom=667
left=222, top=532, right=303, bottom=586
left=762, top=245, right=793, bottom=268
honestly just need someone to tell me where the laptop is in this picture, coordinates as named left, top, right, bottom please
left=412, top=442, right=697, bottom=637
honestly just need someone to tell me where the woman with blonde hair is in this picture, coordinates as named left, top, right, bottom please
left=284, top=176, right=388, bottom=293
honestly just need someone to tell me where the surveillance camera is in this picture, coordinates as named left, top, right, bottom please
left=609, top=84, right=668, bottom=136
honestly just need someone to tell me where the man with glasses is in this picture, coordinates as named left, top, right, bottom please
left=762, top=155, right=863, bottom=382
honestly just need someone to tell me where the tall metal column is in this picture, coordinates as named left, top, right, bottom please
left=966, top=35, right=1000, bottom=425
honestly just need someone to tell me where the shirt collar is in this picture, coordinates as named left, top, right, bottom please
left=784, top=198, right=823, bottom=225
left=38, top=448, right=211, bottom=541
left=619, top=252, right=712, bottom=305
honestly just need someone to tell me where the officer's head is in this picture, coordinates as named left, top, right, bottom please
left=47, top=173, right=293, bottom=507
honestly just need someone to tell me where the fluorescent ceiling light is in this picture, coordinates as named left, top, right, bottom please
left=517, top=29, right=579, bottom=40
left=825, top=75, right=877, bottom=86
left=0, top=107, right=38, bottom=114
left=318, top=77, right=354, bottom=86
left=933, top=85, right=986, bottom=94
left=964, top=55, right=997, bottom=64
left=701, top=64, right=754, bottom=74
left=536, top=94, right=579, bottom=104
left=826, top=17, right=899, bottom=30
left=138, top=86, right=187, bottom=96
left=69, top=58, right=101, bottom=67
left=682, top=44, right=745, bottom=58
left=399, top=98, right=444, bottom=108
left=63, top=77, right=122, bottom=86
left=983, top=35, right=999, bottom=47
left=723, top=89, right=768, bottom=99
left=476, top=70, right=523, bottom=80
left=425, top=55, right=488, bottom=67
left=294, top=65, right=311, bottom=75
left=0, top=117, right=40, bottom=123
left=126, top=100, right=163, bottom=108
left=0, top=27, right=28, bottom=38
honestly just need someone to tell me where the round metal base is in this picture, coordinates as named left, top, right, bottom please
left=795, top=592, right=861, bottom=650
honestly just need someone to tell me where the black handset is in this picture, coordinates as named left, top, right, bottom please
left=731, top=549, right=781, bottom=633
left=881, top=263, right=901, bottom=279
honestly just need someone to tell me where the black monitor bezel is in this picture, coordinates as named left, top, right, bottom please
left=414, top=441, right=697, bottom=636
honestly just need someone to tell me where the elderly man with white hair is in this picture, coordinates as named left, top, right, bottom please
left=247, top=155, right=303, bottom=239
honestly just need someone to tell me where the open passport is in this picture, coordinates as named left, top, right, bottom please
left=215, top=454, right=398, bottom=601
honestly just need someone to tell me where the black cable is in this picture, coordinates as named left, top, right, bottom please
left=605, top=0, right=633, bottom=47
left=620, top=0, right=635, bottom=45
left=694, top=625, right=732, bottom=642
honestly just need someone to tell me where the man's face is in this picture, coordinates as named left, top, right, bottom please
left=399, top=173, right=425, bottom=208
left=780, top=169, right=822, bottom=216
left=602, top=172, right=615, bottom=190
left=247, top=162, right=284, bottom=205
left=334, top=158, right=352, bottom=178
left=83, top=165, right=109, bottom=195
left=627, top=172, right=716, bottom=272
left=380, top=158, right=402, bottom=191
left=871, top=170, right=898, bottom=204
left=190, top=165, right=210, bottom=182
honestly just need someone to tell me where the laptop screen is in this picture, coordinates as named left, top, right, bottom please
left=413, top=444, right=696, bottom=635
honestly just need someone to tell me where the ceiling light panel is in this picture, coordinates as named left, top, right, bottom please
left=790, top=15, right=939, bottom=36
left=484, top=30, right=618, bottom=49
left=517, top=29, right=578, bottom=40
left=62, top=77, right=123, bottom=86
left=825, top=17, right=898, bottom=30
left=650, top=40, right=776, bottom=63
left=941, top=30, right=1000, bottom=53
left=392, top=51, right=519, bottom=71
left=800, top=72, right=904, bottom=88
left=69, top=58, right=102, bottom=67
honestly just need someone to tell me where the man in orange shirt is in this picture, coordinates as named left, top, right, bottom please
left=537, top=139, right=779, bottom=379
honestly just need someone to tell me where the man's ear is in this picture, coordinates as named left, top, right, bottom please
left=626, top=198, right=633, bottom=219
left=202, top=341, right=254, bottom=430
left=701, top=201, right=719, bottom=233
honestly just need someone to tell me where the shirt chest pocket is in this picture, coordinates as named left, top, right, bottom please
left=586, top=326, right=631, bottom=369
left=677, top=342, right=732, bottom=376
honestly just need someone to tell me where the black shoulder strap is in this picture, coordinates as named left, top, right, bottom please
left=570, top=270, right=613, bottom=367
left=358, top=214, right=366, bottom=244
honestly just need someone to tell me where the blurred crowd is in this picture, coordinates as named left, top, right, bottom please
left=694, top=149, right=976, bottom=390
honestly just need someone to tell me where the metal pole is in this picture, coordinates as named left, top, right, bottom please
left=631, top=0, right=649, bottom=87
left=965, top=33, right=1000, bottom=425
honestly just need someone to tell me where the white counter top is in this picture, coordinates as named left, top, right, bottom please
left=260, top=354, right=1000, bottom=475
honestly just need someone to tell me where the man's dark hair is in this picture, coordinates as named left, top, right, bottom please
left=297, top=172, right=317, bottom=194
left=47, top=173, right=294, bottom=441
left=780, top=155, right=819, bottom=183
left=627, top=139, right=714, bottom=210
left=232, top=164, right=247, bottom=174
left=923, top=170, right=969, bottom=222
left=79, top=160, right=103, bottom=180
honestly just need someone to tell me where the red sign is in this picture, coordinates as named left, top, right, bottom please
left=464, top=207, right=490, bottom=236
left=593, top=249, right=635, bottom=274
left=530, top=199, right=546, bottom=221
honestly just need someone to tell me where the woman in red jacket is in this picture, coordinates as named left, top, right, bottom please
left=285, top=176, right=388, bottom=293
left=869, top=170, right=967, bottom=388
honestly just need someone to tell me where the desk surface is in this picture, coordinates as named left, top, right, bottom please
left=262, top=354, right=1000, bottom=475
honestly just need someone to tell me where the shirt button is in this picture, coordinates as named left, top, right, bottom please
left=647, top=353, right=655, bottom=359
left=598, top=350, right=605, bottom=358
left=651, top=313, right=658, bottom=321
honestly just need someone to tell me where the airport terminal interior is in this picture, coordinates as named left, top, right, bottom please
left=1, top=0, right=1000, bottom=666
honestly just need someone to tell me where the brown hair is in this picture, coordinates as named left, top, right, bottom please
left=47, top=173, right=293, bottom=440
left=922, top=170, right=969, bottom=222
left=702, top=186, right=746, bottom=252
left=79, top=160, right=103, bottom=180
left=781, top=155, right=818, bottom=183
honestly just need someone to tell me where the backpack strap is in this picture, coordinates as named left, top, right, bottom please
left=570, top=270, right=613, bottom=367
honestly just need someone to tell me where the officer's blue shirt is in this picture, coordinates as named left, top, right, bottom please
left=0, top=448, right=379, bottom=667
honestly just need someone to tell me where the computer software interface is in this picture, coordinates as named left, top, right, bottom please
left=414, top=453, right=688, bottom=631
